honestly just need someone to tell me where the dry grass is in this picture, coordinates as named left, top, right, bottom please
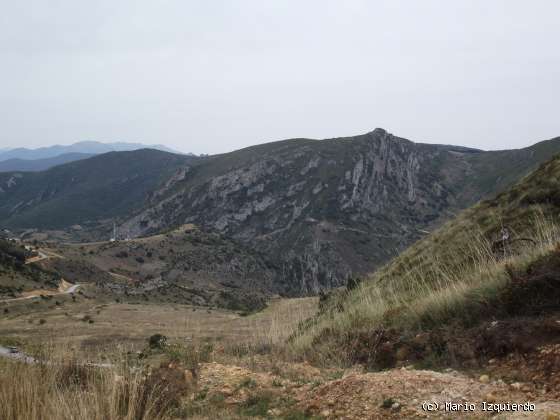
left=0, top=297, right=319, bottom=419
left=0, top=297, right=317, bottom=359
left=290, top=212, right=560, bottom=355
left=0, top=347, right=184, bottom=420
left=242, top=297, right=319, bottom=345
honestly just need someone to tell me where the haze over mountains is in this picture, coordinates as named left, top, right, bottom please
left=0, top=141, right=184, bottom=172
left=1, top=128, right=559, bottom=296
left=0, top=153, right=95, bottom=173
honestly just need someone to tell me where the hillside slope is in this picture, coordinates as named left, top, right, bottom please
left=293, top=154, right=560, bottom=373
left=121, top=129, right=560, bottom=294
left=0, top=240, right=59, bottom=298
left=0, top=153, right=94, bottom=172
left=374, top=151, right=560, bottom=284
left=0, top=150, right=196, bottom=229
left=41, top=225, right=275, bottom=311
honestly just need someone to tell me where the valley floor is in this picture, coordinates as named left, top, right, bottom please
left=0, top=296, right=317, bottom=357
left=1, top=294, right=559, bottom=419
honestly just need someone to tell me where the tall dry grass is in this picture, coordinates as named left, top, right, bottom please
left=0, top=346, right=184, bottom=420
left=208, top=297, right=319, bottom=363
left=290, top=213, right=560, bottom=353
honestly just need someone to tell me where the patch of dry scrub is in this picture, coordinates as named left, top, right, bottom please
left=0, top=349, right=193, bottom=420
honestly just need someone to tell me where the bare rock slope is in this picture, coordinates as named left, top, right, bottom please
left=121, top=129, right=560, bottom=294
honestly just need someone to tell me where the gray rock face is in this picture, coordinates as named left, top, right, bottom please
left=119, top=129, right=515, bottom=294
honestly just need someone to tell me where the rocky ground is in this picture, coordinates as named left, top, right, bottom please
left=178, top=343, right=560, bottom=419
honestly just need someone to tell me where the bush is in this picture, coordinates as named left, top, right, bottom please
left=0, top=240, right=27, bottom=263
left=238, top=391, right=273, bottom=417
left=148, top=334, right=168, bottom=349
left=381, top=397, right=396, bottom=409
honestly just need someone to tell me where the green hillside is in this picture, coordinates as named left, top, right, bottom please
left=0, top=150, right=195, bottom=229
left=293, top=153, right=560, bottom=366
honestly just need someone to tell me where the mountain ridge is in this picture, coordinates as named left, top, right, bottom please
left=0, top=141, right=183, bottom=161
left=0, top=149, right=198, bottom=229
left=119, top=129, right=560, bottom=293
left=0, top=153, right=95, bottom=173
left=1, top=129, right=560, bottom=295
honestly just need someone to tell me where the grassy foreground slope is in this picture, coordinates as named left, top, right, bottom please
left=293, top=154, right=560, bottom=365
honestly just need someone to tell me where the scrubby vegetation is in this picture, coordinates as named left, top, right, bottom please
left=0, top=240, right=28, bottom=264
left=0, top=313, right=320, bottom=420
left=0, top=240, right=59, bottom=298
left=290, top=155, right=560, bottom=368
left=0, top=348, right=192, bottom=420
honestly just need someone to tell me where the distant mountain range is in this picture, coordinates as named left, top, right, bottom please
left=0, top=141, right=184, bottom=172
left=0, top=153, right=95, bottom=172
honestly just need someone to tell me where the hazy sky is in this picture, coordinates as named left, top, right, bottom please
left=1, top=1, right=559, bottom=154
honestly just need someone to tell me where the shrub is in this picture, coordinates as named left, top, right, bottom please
left=238, top=391, right=273, bottom=417
left=381, top=397, right=396, bottom=409
left=148, top=334, right=168, bottom=349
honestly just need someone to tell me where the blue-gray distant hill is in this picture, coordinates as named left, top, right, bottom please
left=0, top=141, right=181, bottom=161
left=0, top=153, right=94, bottom=172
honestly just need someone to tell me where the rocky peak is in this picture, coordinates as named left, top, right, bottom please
left=118, top=132, right=486, bottom=294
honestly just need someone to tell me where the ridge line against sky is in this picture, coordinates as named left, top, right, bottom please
left=1, top=0, right=559, bottom=155
left=0, top=129, right=558, bottom=156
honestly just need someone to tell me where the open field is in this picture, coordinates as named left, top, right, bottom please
left=0, top=295, right=318, bottom=359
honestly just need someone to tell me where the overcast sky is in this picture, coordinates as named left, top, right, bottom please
left=1, top=1, right=559, bottom=154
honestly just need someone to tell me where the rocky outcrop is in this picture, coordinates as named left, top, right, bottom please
left=119, top=129, right=488, bottom=294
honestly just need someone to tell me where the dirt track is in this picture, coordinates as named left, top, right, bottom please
left=0, top=279, right=79, bottom=303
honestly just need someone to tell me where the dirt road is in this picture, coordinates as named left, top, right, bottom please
left=0, top=279, right=80, bottom=303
